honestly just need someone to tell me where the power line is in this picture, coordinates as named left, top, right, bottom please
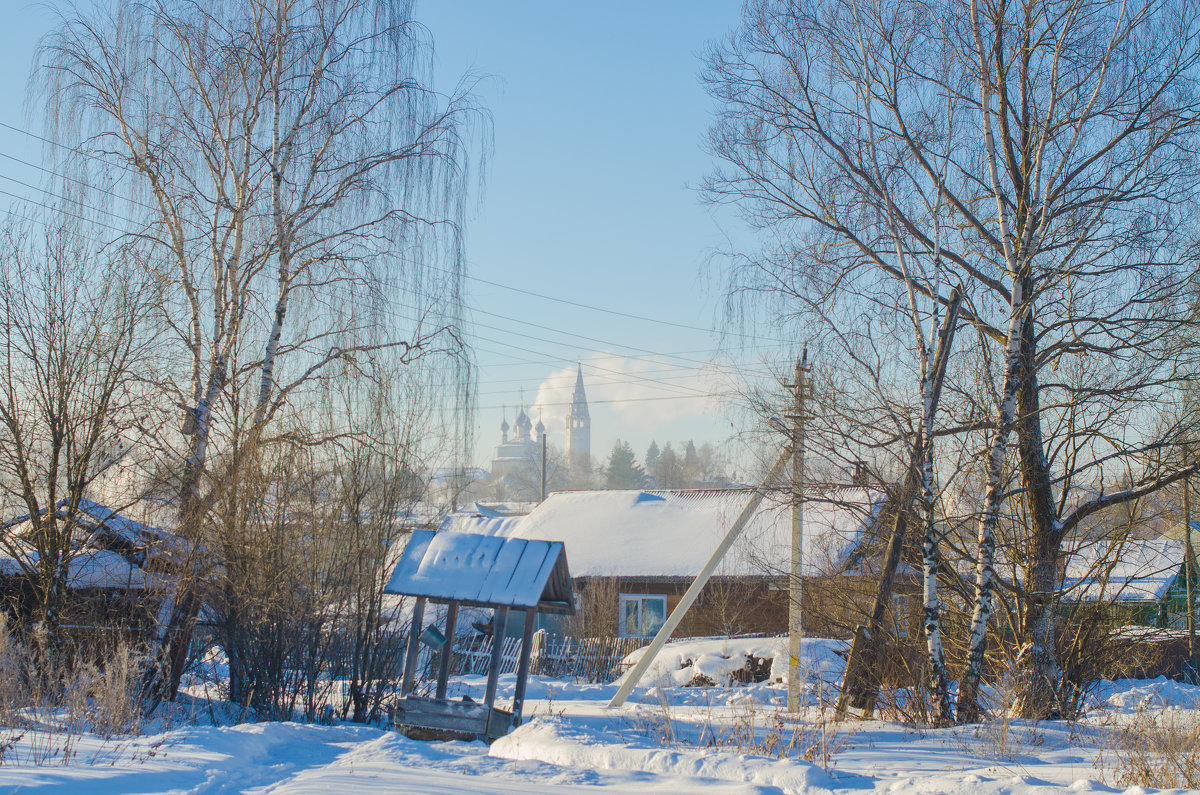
left=429, top=261, right=791, bottom=345
left=0, top=121, right=134, bottom=172
left=469, top=318, right=716, bottom=380
left=0, top=124, right=779, bottom=406
left=388, top=303, right=778, bottom=394
left=478, top=336, right=712, bottom=398
left=473, top=366, right=754, bottom=396
left=0, top=171, right=145, bottom=228
left=0, top=125, right=788, bottom=350
left=0, top=148, right=159, bottom=214
left=468, top=302, right=726, bottom=369
left=475, top=372, right=732, bottom=399
left=0, top=188, right=131, bottom=237
left=469, top=391, right=736, bottom=412
left=391, top=298, right=727, bottom=396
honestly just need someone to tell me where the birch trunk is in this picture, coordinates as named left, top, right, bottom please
left=957, top=296, right=1025, bottom=723
left=257, top=1, right=290, bottom=428
left=143, top=353, right=228, bottom=706
left=921, top=384, right=952, bottom=723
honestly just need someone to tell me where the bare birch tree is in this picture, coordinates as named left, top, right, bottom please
left=40, top=0, right=481, bottom=701
left=706, top=0, right=1200, bottom=721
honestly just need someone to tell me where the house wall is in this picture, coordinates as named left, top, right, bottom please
left=561, top=575, right=922, bottom=641
left=0, top=577, right=161, bottom=637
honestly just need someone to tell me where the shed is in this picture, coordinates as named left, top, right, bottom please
left=383, top=530, right=575, bottom=740
left=0, top=498, right=184, bottom=632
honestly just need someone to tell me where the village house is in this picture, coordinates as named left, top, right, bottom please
left=0, top=498, right=184, bottom=636
left=1058, top=532, right=1199, bottom=629
left=439, top=486, right=901, bottom=641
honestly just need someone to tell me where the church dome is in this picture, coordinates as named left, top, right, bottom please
left=514, top=406, right=532, bottom=440
left=500, top=417, right=509, bottom=432
left=535, top=418, right=545, bottom=436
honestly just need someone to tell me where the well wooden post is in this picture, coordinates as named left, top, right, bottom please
left=788, top=352, right=807, bottom=713
left=512, top=608, right=538, bottom=725
left=436, top=601, right=458, bottom=699
left=401, top=597, right=426, bottom=697
left=484, top=607, right=509, bottom=710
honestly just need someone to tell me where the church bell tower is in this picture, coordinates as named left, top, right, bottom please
left=565, top=363, right=591, bottom=474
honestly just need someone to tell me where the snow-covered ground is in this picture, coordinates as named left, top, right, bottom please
left=0, top=638, right=1194, bottom=794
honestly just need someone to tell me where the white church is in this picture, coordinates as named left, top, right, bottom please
left=486, top=365, right=592, bottom=499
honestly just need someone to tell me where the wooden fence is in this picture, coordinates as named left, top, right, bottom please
left=447, top=632, right=647, bottom=683
left=530, top=634, right=647, bottom=683
left=188, top=625, right=654, bottom=708
left=451, top=634, right=526, bottom=677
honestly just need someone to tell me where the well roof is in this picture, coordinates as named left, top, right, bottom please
left=384, top=530, right=575, bottom=614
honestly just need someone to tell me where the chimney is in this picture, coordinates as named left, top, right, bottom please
left=852, top=460, right=868, bottom=486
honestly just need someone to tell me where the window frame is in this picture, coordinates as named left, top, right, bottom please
left=618, top=593, right=668, bottom=638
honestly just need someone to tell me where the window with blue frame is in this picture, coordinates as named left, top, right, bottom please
left=618, top=594, right=667, bottom=638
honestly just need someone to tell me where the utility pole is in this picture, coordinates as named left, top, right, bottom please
left=540, top=432, right=548, bottom=503
left=787, top=350, right=809, bottom=713
left=1187, top=467, right=1196, bottom=680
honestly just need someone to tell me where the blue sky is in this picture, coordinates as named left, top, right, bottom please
left=0, top=1, right=795, bottom=472
left=419, top=1, right=790, bottom=469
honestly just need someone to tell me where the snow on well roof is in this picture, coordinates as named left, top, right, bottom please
left=486, top=488, right=879, bottom=579
left=1061, top=537, right=1185, bottom=603
left=384, top=530, right=575, bottom=613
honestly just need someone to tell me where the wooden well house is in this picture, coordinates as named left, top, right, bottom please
left=384, top=529, right=575, bottom=740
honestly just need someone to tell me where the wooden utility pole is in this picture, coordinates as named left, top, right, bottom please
left=787, top=351, right=809, bottom=713
left=1187, top=469, right=1196, bottom=679
left=540, top=432, right=548, bottom=502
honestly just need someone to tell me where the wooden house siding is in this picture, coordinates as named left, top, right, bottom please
left=567, top=573, right=922, bottom=641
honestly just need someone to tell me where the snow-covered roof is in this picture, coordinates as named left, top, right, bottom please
left=0, top=545, right=158, bottom=590
left=482, top=488, right=878, bottom=579
left=0, top=498, right=183, bottom=589
left=1157, top=519, right=1200, bottom=546
left=384, top=530, right=575, bottom=613
left=437, top=503, right=530, bottom=537
left=74, top=498, right=183, bottom=565
left=1062, top=537, right=1185, bottom=603
left=427, top=467, right=489, bottom=483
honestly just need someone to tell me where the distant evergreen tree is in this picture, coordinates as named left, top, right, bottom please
left=605, top=439, right=646, bottom=489
left=695, top=442, right=723, bottom=486
left=683, top=440, right=700, bottom=487
left=655, top=442, right=685, bottom=488
left=645, top=440, right=660, bottom=473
